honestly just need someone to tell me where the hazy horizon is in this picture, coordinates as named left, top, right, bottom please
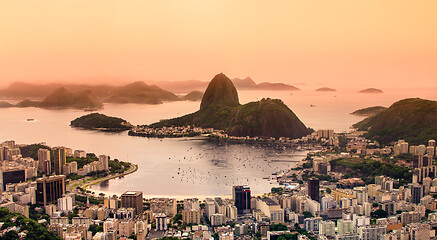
left=1, top=1, right=436, bottom=89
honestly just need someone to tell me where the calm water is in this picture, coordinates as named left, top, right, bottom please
left=0, top=88, right=436, bottom=198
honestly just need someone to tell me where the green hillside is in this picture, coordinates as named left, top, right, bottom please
left=353, top=98, right=437, bottom=145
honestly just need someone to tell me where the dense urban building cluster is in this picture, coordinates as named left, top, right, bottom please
left=0, top=132, right=436, bottom=239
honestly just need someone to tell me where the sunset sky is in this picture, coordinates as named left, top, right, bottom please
left=0, top=0, right=436, bottom=89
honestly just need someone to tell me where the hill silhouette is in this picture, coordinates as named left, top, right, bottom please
left=359, top=88, right=383, bottom=94
left=39, top=87, right=103, bottom=109
left=200, top=73, right=240, bottom=110
left=351, top=106, right=387, bottom=116
left=181, top=91, right=204, bottom=101
left=152, top=73, right=310, bottom=139
left=353, top=98, right=437, bottom=145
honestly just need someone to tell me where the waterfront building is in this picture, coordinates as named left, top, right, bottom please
left=150, top=198, right=177, bottom=217
left=99, top=155, right=109, bottom=171
left=256, top=198, right=284, bottom=224
left=121, top=191, right=143, bottom=215
left=184, top=198, right=200, bottom=210
left=205, top=198, right=216, bottom=220
left=232, top=185, right=251, bottom=214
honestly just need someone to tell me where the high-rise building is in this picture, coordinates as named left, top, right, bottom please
left=44, top=160, right=51, bottom=175
left=2, top=140, right=15, bottom=149
left=53, top=147, right=67, bottom=175
left=308, top=179, right=320, bottom=202
left=121, top=191, right=143, bottom=215
left=36, top=175, right=66, bottom=205
left=410, top=184, right=424, bottom=204
left=104, top=197, right=119, bottom=210
left=155, top=213, right=167, bottom=231
left=204, top=198, right=216, bottom=220
left=427, top=146, right=435, bottom=156
left=232, top=186, right=251, bottom=214
left=99, top=155, right=109, bottom=171
left=184, top=198, right=200, bottom=210
left=38, top=149, right=51, bottom=173
left=182, top=209, right=201, bottom=225
left=1, top=168, right=26, bottom=191
left=0, top=147, right=4, bottom=161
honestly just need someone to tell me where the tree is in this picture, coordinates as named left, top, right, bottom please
left=371, top=209, right=388, bottom=219
left=269, top=223, right=288, bottom=231
left=303, top=211, right=313, bottom=219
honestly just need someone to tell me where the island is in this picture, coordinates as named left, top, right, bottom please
left=315, top=87, right=336, bottom=92
left=358, top=88, right=383, bottom=94
left=353, top=98, right=437, bottom=145
left=350, top=106, right=387, bottom=116
left=70, top=113, right=132, bottom=132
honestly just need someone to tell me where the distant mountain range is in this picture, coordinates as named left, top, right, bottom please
left=353, top=98, right=437, bottom=145
left=147, top=77, right=300, bottom=92
left=152, top=73, right=311, bottom=139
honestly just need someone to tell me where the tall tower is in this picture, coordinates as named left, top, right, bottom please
left=38, top=148, right=51, bottom=173
left=233, top=186, right=251, bottom=214
left=308, top=179, right=320, bottom=202
left=53, top=147, right=66, bottom=175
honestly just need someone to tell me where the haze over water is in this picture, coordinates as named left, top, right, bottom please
left=0, top=88, right=436, bottom=198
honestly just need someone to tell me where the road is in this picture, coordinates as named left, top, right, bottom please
left=66, top=163, right=138, bottom=196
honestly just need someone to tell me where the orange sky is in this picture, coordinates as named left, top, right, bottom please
left=0, top=0, right=436, bottom=89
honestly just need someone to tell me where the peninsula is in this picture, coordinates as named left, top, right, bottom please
left=148, top=73, right=311, bottom=139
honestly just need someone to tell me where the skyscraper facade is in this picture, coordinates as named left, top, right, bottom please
left=233, top=186, right=251, bottom=214
left=53, top=147, right=66, bottom=175
left=308, top=179, right=320, bottom=202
